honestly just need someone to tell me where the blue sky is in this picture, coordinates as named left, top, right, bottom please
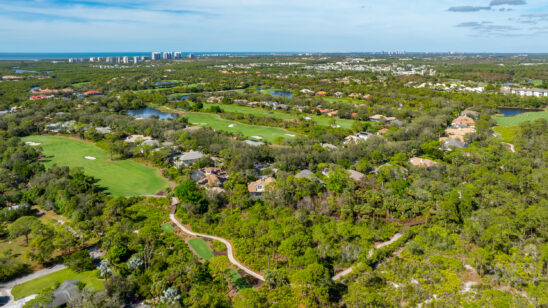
left=0, top=0, right=547, bottom=52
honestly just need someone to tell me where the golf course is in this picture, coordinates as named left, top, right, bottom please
left=493, top=109, right=548, bottom=126
left=204, top=103, right=357, bottom=129
left=183, top=112, right=297, bottom=142
left=21, top=135, right=170, bottom=196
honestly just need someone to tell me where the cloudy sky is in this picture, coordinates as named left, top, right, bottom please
left=0, top=0, right=547, bottom=53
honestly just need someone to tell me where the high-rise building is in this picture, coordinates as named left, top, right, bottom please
left=105, top=57, right=114, bottom=63
left=152, top=52, right=161, bottom=60
left=188, top=53, right=195, bottom=59
left=162, top=52, right=173, bottom=60
left=133, top=56, right=140, bottom=64
left=174, top=52, right=182, bottom=59
left=122, top=56, right=129, bottom=64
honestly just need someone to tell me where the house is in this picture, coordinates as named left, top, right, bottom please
left=408, top=157, right=441, bottom=168
left=443, top=127, right=475, bottom=143
left=368, top=114, right=397, bottom=123
left=84, top=90, right=102, bottom=96
left=461, top=109, right=479, bottom=118
left=207, top=96, right=223, bottom=103
left=300, top=89, right=315, bottom=94
left=2, top=75, right=23, bottom=80
left=191, top=167, right=228, bottom=187
left=315, top=91, right=328, bottom=96
left=183, top=126, right=202, bottom=132
left=172, top=151, right=204, bottom=167
left=501, top=87, right=548, bottom=97
left=125, top=135, right=152, bottom=143
left=295, top=169, right=325, bottom=185
left=347, top=170, right=365, bottom=182
left=49, top=280, right=80, bottom=307
left=320, top=143, right=337, bottom=150
left=141, top=139, right=160, bottom=147
left=440, top=139, right=465, bottom=151
left=327, top=110, right=339, bottom=117
left=248, top=177, right=276, bottom=198
left=30, top=94, right=55, bottom=101
left=244, top=140, right=265, bottom=147
left=344, top=132, right=373, bottom=144
left=377, top=128, right=389, bottom=135
left=95, top=127, right=111, bottom=134
left=451, top=115, right=475, bottom=128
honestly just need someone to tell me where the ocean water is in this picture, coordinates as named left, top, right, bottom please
left=0, top=52, right=297, bottom=60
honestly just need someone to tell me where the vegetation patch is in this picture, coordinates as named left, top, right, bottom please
left=11, top=268, right=103, bottom=300
left=188, top=238, right=214, bottom=260
left=228, top=269, right=252, bottom=290
left=21, top=136, right=170, bottom=196
left=493, top=126, right=520, bottom=143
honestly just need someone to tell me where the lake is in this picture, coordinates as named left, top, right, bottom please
left=13, top=68, right=53, bottom=74
left=168, top=95, right=189, bottom=101
left=498, top=108, right=541, bottom=117
left=127, top=107, right=178, bottom=120
left=269, top=90, right=293, bottom=98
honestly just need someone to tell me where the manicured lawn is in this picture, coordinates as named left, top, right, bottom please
left=493, top=109, right=548, bottom=126
left=493, top=126, right=520, bottom=143
left=183, top=112, right=296, bottom=142
left=21, top=136, right=170, bottom=196
left=203, top=103, right=357, bottom=129
left=11, top=269, right=103, bottom=300
left=228, top=269, right=252, bottom=290
left=188, top=238, right=214, bottom=260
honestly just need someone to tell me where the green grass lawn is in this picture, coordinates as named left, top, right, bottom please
left=11, top=269, right=103, bottom=300
left=493, top=126, right=520, bottom=143
left=161, top=223, right=174, bottom=233
left=203, top=103, right=357, bottom=129
left=183, top=113, right=296, bottom=142
left=493, top=109, right=548, bottom=126
left=188, top=238, right=214, bottom=260
left=21, top=136, right=170, bottom=196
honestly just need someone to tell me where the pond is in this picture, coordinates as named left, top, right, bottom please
left=498, top=108, right=541, bottom=117
left=269, top=90, right=293, bottom=98
left=127, top=107, right=178, bottom=120
left=168, top=95, right=189, bottom=101
left=13, top=69, right=53, bottom=74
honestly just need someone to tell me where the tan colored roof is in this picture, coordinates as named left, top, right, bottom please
left=452, top=115, right=475, bottom=126
left=248, top=177, right=276, bottom=193
left=409, top=157, right=441, bottom=168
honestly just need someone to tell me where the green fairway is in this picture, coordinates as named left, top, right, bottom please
left=188, top=238, right=214, bottom=260
left=161, top=223, right=174, bottom=233
left=11, top=269, right=103, bottom=300
left=204, top=103, right=357, bottom=129
left=183, top=112, right=296, bottom=142
left=493, top=126, right=520, bottom=143
left=494, top=109, right=548, bottom=126
left=21, top=136, right=170, bottom=196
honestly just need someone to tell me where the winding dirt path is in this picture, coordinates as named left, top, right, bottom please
left=501, top=142, right=515, bottom=153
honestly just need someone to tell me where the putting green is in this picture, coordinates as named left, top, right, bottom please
left=204, top=103, right=357, bottom=129
left=22, top=136, right=170, bottom=196
left=188, top=238, right=214, bottom=260
left=183, top=113, right=296, bottom=142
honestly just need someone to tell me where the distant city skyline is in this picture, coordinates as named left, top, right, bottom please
left=0, top=0, right=547, bottom=53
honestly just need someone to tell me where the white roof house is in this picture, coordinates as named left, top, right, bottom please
left=244, top=140, right=265, bottom=147
left=173, top=151, right=204, bottom=168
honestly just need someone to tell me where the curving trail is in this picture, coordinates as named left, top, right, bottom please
left=501, top=142, right=515, bottom=153
left=169, top=213, right=265, bottom=281
left=332, top=232, right=403, bottom=281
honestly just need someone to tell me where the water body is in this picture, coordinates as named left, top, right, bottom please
left=0, top=52, right=298, bottom=60
left=498, top=108, right=541, bottom=117
left=269, top=90, right=293, bottom=98
left=13, top=69, right=53, bottom=74
left=168, top=95, right=189, bottom=101
left=127, top=107, right=178, bottom=120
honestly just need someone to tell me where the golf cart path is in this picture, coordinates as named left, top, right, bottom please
left=332, top=232, right=403, bottom=281
left=0, top=264, right=66, bottom=305
left=501, top=142, right=515, bottom=153
left=169, top=212, right=265, bottom=281
left=169, top=197, right=406, bottom=283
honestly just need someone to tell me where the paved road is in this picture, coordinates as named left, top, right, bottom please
left=332, top=233, right=403, bottom=281
left=169, top=213, right=265, bottom=281
left=0, top=264, right=66, bottom=306
left=501, top=142, right=515, bottom=153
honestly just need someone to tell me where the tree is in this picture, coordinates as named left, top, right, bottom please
left=160, top=287, right=181, bottom=304
left=64, top=250, right=94, bottom=272
left=28, top=236, right=54, bottom=264
left=264, top=269, right=288, bottom=289
left=8, top=216, right=39, bottom=246
left=233, top=288, right=267, bottom=308
left=174, top=180, right=206, bottom=214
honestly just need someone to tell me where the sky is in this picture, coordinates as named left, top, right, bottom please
left=0, top=0, right=547, bottom=53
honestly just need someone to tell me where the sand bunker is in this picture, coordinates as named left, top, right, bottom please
left=84, top=156, right=96, bottom=160
left=24, top=142, right=41, bottom=146
left=251, top=136, right=262, bottom=139
left=228, top=124, right=235, bottom=127
left=285, top=134, right=296, bottom=137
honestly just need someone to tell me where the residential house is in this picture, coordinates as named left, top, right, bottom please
left=248, top=177, right=276, bottom=198
left=344, top=132, right=373, bottom=144
left=408, top=157, right=441, bottom=168
left=347, top=170, right=365, bottom=182
left=300, top=89, right=315, bottom=95
left=183, top=126, right=202, bottom=132
left=84, top=90, right=102, bottom=96
left=30, top=94, right=55, bottom=101
left=295, top=169, right=325, bottom=185
left=461, top=109, right=479, bottom=118
left=451, top=115, right=475, bottom=128
left=95, top=127, right=111, bottom=134
left=315, top=91, right=328, bottom=96
left=368, top=114, right=397, bottom=123
left=2, top=75, right=23, bottom=80
left=320, top=143, right=337, bottom=150
left=191, top=167, right=228, bottom=188
left=49, top=280, right=80, bottom=307
left=443, top=127, right=475, bottom=143
left=172, top=151, right=204, bottom=168
left=124, top=135, right=152, bottom=143
left=440, top=139, right=465, bottom=151
left=501, top=87, right=548, bottom=97
left=244, top=140, right=265, bottom=147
